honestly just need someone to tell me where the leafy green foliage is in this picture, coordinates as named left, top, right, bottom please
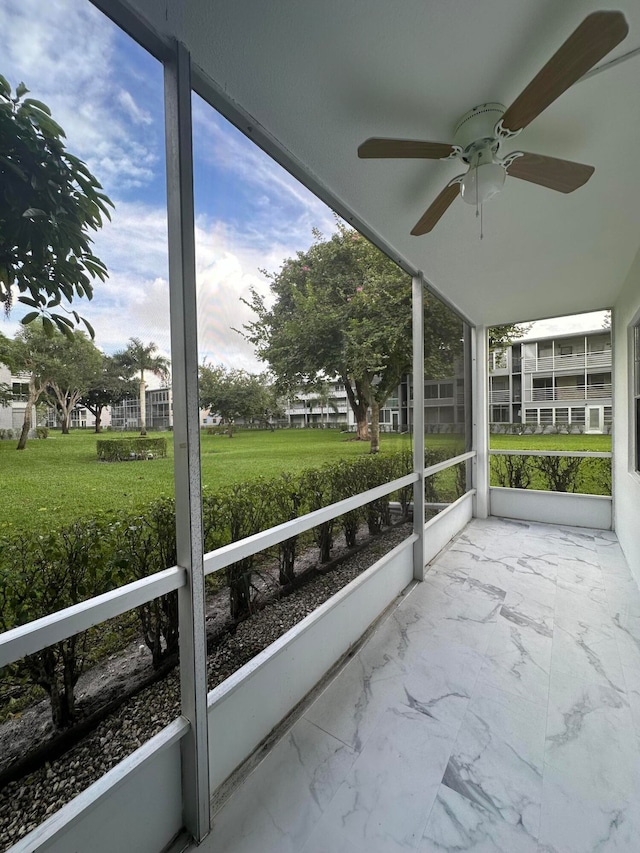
left=0, top=77, right=113, bottom=334
left=0, top=519, right=122, bottom=727
left=96, top=437, right=168, bottom=462
left=242, top=222, right=465, bottom=451
left=78, top=355, right=138, bottom=433
left=7, top=323, right=102, bottom=446
left=199, top=363, right=282, bottom=435
left=0, top=440, right=467, bottom=724
left=112, top=499, right=179, bottom=669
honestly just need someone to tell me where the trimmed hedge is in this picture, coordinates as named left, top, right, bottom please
left=97, top=437, right=167, bottom=462
left=0, top=447, right=457, bottom=728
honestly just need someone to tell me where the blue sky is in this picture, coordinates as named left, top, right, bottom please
left=0, top=0, right=336, bottom=372
left=1, top=0, right=605, bottom=371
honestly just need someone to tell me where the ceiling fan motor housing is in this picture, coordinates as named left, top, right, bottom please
left=454, top=103, right=506, bottom=163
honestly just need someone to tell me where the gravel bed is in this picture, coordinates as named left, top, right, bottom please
left=0, top=523, right=411, bottom=850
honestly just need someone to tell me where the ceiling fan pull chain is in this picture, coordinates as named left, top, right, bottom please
left=480, top=203, right=484, bottom=241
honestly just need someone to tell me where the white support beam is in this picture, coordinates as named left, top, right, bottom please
left=164, top=41, right=210, bottom=842
left=412, top=274, right=426, bottom=579
left=472, top=325, right=490, bottom=518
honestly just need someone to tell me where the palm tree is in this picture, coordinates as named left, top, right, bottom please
left=115, top=338, right=170, bottom=435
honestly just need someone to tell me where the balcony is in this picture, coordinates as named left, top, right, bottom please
left=527, top=383, right=612, bottom=402
left=197, top=517, right=638, bottom=853
left=522, top=350, right=612, bottom=374
left=489, top=389, right=511, bottom=404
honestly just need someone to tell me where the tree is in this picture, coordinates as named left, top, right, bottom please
left=488, top=322, right=531, bottom=359
left=2, top=324, right=55, bottom=449
left=78, top=355, right=137, bottom=433
left=242, top=223, right=465, bottom=452
left=5, top=325, right=102, bottom=445
left=43, top=331, right=103, bottom=434
left=0, top=77, right=113, bottom=335
left=115, top=338, right=170, bottom=436
left=199, top=363, right=281, bottom=436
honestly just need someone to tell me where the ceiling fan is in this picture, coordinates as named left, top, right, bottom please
left=357, top=11, right=629, bottom=235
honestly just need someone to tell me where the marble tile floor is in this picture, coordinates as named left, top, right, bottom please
left=202, top=518, right=640, bottom=853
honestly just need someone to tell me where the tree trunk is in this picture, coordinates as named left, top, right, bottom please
left=61, top=413, right=70, bottom=435
left=16, top=376, right=41, bottom=450
left=370, top=399, right=380, bottom=454
left=139, top=378, right=147, bottom=436
left=94, top=409, right=102, bottom=433
left=17, top=412, right=31, bottom=451
left=343, top=375, right=370, bottom=440
left=356, top=416, right=369, bottom=441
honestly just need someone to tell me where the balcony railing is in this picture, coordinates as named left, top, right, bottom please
left=526, top=383, right=611, bottom=402
left=522, top=349, right=611, bottom=373
left=489, top=389, right=511, bottom=403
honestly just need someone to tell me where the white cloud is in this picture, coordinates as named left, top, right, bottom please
left=117, top=90, right=152, bottom=126
left=83, top=201, right=296, bottom=372
left=192, top=96, right=337, bottom=250
left=521, top=311, right=609, bottom=339
left=0, top=0, right=162, bottom=193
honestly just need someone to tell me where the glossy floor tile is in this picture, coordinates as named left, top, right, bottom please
left=201, top=518, right=639, bottom=853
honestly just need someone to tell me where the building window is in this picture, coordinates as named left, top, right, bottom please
left=11, top=382, right=30, bottom=401
left=440, top=383, right=454, bottom=398
left=634, top=322, right=640, bottom=472
left=491, top=405, right=509, bottom=423
left=570, top=407, right=586, bottom=425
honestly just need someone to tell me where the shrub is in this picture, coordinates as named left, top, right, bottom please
left=223, top=481, right=275, bottom=619
left=301, top=467, right=334, bottom=562
left=329, top=460, right=362, bottom=548
left=493, top=454, right=534, bottom=489
left=533, top=455, right=582, bottom=492
left=35, top=426, right=49, bottom=439
left=269, top=473, right=304, bottom=585
left=0, top=520, right=121, bottom=728
left=112, top=498, right=179, bottom=669
left=96, top=437, right=167, bottom=462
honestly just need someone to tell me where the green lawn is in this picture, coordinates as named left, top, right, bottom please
left=0, top=429, right=420, bottom=534
left=0, top=428, right=611, bottom=534
left=490, top=433, right=611, bottom=452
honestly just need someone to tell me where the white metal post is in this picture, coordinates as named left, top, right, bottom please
left=412, top=274, right=426, bottom=580
left=164, top=41, right=210, bottom=841
left=472, top=325, right=490, bottom=518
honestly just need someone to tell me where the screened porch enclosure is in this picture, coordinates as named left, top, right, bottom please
left=3, top=0, right=640, bottom=851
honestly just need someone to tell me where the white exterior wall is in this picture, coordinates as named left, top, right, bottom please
left=613, top=246, right=640, bottom=573
left=0, top=364, right=12, bottom=431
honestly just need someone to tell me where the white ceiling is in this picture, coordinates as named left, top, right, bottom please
left=128, top=0, right=640, bottom=326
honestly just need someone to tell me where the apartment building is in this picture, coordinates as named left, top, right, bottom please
left=0, top=368, right=39, bottom=436
left=110, top=387, right=173, bottom=431
left=489, top=329, right=612, bottom=433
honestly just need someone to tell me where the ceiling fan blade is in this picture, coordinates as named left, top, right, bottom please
left=411, top=182, right=460, bottom=235
left=358, top=138, right=456, bottom=159
left=506, top=151, right=594, bottom=193
left=501, top=11, right=628, bottom=133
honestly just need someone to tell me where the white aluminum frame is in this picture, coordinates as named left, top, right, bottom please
left=412, top=274, right=426, bottom=579
left=3, top=4, right=479, bottom=850
left=164, top=40, right=210, bottom=840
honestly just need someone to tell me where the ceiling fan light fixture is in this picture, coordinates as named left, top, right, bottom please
left=460, top=162, right=506, bottom=205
